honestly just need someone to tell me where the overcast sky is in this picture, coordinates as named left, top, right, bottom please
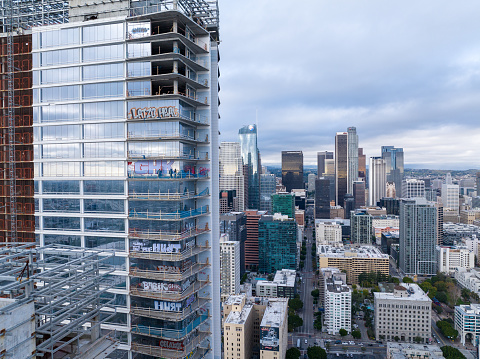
left=216, top=1, right=480, bottom=169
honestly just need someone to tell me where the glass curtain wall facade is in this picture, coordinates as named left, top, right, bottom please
left=33, top=10, right=219, bottom=359
left=381, top=146, right=404, bottom=198
left=238, top=124, right=260, bottom=210
left=281, top=150, right=303, bottom=192
left=335, top=132, right=348, bottom=206
left=347, top=127, right=358, bottom=194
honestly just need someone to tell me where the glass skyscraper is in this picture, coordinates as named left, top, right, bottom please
left=281, top=150, right=303, bottom=192
left=347, top=127, right=358, bottom=194
left=381, top=146, right=404, bottom=198
left=335, top=132, right=348, bottom=206
left=239, top=124, right=260, bottom=209
left=33, top=2, right=220, bottom=358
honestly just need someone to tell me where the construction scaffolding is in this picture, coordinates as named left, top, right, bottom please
left=0, top=243, right=120, bottom=358
left=0, top=0, right=69, bottom=33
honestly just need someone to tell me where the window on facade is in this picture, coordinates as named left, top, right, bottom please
left=83, top=82, right=123, bottom=99
left=83, top=63, right=124, bottom=81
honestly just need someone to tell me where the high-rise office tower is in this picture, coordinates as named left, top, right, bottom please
left=244, top=210, right=266, bottom=271
left=381, top=146, right=404, bottom=198
left=33, top=2, right=221, bottom=357
left=402, top=179, right=426, bottom=199
left=476, top=172, right=480, bottom=194
left=239, top=124, right=260, bottom=209
left=335, top=132, right=348, bottom=206
left=347, top=127, right=358, bottom=194
left=281, top=151, right=303, bottom=192
left=307, top=173, right=316, bottom=192
left=315, top=178, right=331, bottom=219
left=220, top=142, right=245, bottom=211
left=258, top=214, right=297, bottom=273
left=259, top=173, right=276, bottom=212
left=343, top=194, right=355, bottom=220
left=369, top=157, right=387, bottom=206
left=271, top=192, right=295, bottom=218
left=317, top=151, right=333, bottom=176
left=353, top=180, right=366, bottom=209
left=442, top=174, right=460, bottom=214
left=358, top=148, right=366, bottom=179
left=399, top=198, right=437, bottom=275
left=220, top=212, right=247, bottom=275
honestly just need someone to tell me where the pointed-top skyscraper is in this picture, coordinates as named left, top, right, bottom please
left=239, top=124, right=261, bottom=209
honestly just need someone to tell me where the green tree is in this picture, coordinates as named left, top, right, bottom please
left=311, top=289, right=320, bottom=298
left=437, top=320, right=459, bottom=340
left=240, top=273, right=247, bottom=284
left=286, top=347, right=301, bottom=359
left=289, top=298, right=304, bottom=311
left=436, top=291, right=448, bottom=304
left=268, top=274, right=274, bottom=281
left=414, top=336, right=423, bottom=343
left=352, top=330, right=361, bottom=339
left=394, top=336, right=400, bottom=341
left=339, top=328, right=348, bottom=337
left=288, top=314, right=303, bottom=332
left=307, top=346, right=327, bottom=359
left=403, top=276, right=414, bottom=283
left=441, top=346, right=466, bottom=359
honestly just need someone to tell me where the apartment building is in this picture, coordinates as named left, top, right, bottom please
left=315, top=221, right=342, bottom=246
left=324, top=271, right=351, bottom=335
left=318, top=245, right=389, bottom=285
left=454, top=268, right=480, bottom=295
left=374, top=284, right=432, bottom=343
left=223, top=294, right=288, bottom=359
left=437, top=246, right=475, bottom=274
left=220, top=233, right=241, bottom=301
left=386, top=343, right=444, bottom=359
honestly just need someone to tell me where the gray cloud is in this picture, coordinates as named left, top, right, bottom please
left=217, top=0, right=480, bottom=169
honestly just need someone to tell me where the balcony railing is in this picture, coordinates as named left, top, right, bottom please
left=129, top=226, right=210, bottom=241
left=131, top=333, right=210, bottom=359
left=132, top=314, right=209, bottom=341
left=130, top=279, right=210, bottom=302
left=129, top=188, right=209, bottom=201
left=131, top=297, right=209, bottom=321
left=128, top=170, right=210, bottom=180
left=130, top=262, right=209, bottom=282
left=127, top=151, right=209, bottom=161
left=129, top=244, right=210, bottom=261
left=129, top=205, right=209, bottom=220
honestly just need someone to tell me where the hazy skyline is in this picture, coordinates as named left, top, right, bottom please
left=218, top=1, right=480, bottom=169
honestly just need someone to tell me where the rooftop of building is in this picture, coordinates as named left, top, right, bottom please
left=374, top=283, right=431, bottom=302
left=326, top=276, right=351, bottom=294
left=225, top=302, right=253, bottom=325
left=317, top=245, right=388, bottom=259
left=257, top=269, right=296, bottom=288
left=260, top=213, right=295, bottom=222
left=315, top=218, right=350, bottom=226
left=456, top=303, right=480, bottom=315
left=260, top=298, right=288, bottom=328
left=386, top=342, right=444, bottom=359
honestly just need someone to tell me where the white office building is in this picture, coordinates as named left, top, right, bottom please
left=455, top=304, right=480, bottom=347
left=442, top=183, right=460, bottom=214
left=220, top=234, right=240, bottom=301
left=369, top=157, right=386, bottom=206
left=33, top=2, right=221, bottom=357
left=437, top=246, right=475, bottom=274
left=315, top=221, right=342, bottom=246
left=374, top=284, right=432, bottom=343
left=324, top=271, right=351, bottom=335
left=402, top=179, right=425, bottom=199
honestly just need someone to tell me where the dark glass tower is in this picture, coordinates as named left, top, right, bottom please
left=281, top=151, right=303, bottom=192
left=335, top=132, right=348, bottom=206
left=317, top=151, right=333, bottom=176
left=315, top=178, right=331, bottom=219
left=239, top=124, right=260, bottom=209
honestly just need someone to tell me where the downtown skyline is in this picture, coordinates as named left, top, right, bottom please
left=218, top=0, right=480, bottom=169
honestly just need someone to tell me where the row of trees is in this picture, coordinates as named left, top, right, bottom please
left=286, top=346, right=327, bottom=359
left=437, top=319, right=459, bottom=340
left=288, top=295, right=304, bottom=332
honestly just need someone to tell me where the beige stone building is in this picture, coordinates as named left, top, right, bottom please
left=223, top=294, right=288, bottom=359
left=318, top=245, right=389, bottom=285
left=374, top=284, right=432, bottom=343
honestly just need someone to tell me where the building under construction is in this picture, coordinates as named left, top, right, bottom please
left=0, top=242, right=121, bottom=358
